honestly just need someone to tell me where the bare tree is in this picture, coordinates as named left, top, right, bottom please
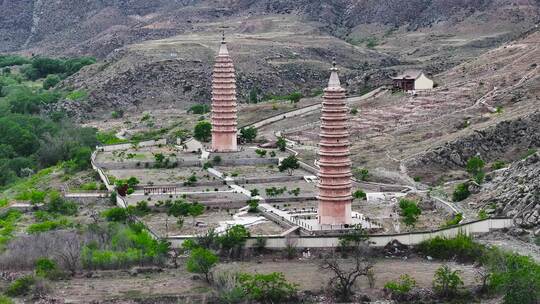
left=320, top=227, right=374, bottom=302
left=54, top=232, right=82, bottom=275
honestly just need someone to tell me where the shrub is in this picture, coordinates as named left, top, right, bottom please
left=35, top=258, right=64, bottom=280
left=255, top=149, right=267, bottom=157
left=492, top=160, right=506, bottom=170
left=128, top=201, right=151, bottom=216
left=255, top=237, right=267, bottom=253
left=433, top=265, right=463, bottom=297
left=186, top=247, right=219, bottom=282
left=250, top=189, right=259, bottom=197
left=194, top=121, right=212, bottom=142
left=442, top=213, right=463, bottom=227
left=353, top=168, right=369, bottom=181
left=188, top=104, right=210, bottom=114
left=183, top=174, right=197, bottom=186
left=45, top=192, right=78, bottom=215
left=287, top=92, right=302, bottom=103
left=0, top=209, right=22, bottom=248
left=42, top=74, right=61, bottom=90
left=213, top=155, right=222, bottom=164
left=27, top=218, right=73, bottom=233
left=247, top=199, right=259, bottom=213
left=0, top=295, right=13, bottom=304
left=466, top=156, right=484, bottom=175
left=0, top=54, right=30, bottom=67
left=417, top=233, right=485, bottom=263
left=398, top=199, right=421, bottom=227
left=466, top=156, right=485, bottom=183
left=5, top=275, right=35, bottom=297
left=237, top=272, right=298, bottom=303
left=102, top=207, right=128, bottom=222
left=384, top=274, right=416, bottom=296
left=478, top=209, right=488, bottom=220
left=353, top=190, right=367, bottom=200
left=276, top=137, right=287, bottom=151
left=65, top=90, right=88, bottom=101
left=486, top=249, right=540, bottom=304
left=81, top=223, right=169, bottom=270
left=111, top=110, right=124, bottom=119
left=452, top=183, right=470, bottom=202
left=522, top=148, right=537, bottom=159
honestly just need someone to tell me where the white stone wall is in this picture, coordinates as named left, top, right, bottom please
left=166, top=218, right=514, bottom=248
left=414, top=74, right=434, bottom=90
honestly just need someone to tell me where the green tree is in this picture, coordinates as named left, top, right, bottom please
left=353, top=190, right=366, bottom=200
left=452, top=183, right=470, bottom=202
left=186, top=247, right=219, bottom=283
left=433, top=265, right=463, bottom=298
left=188, top=203, right=205, bottom=225
left=398, top=199, right=421, bottom=227
left=42, top=74, right=61, bottom=90
left=467, top=156, right=485, bottom=184
left=276, top=137, right=287, bottom=151
left=218, top=225, right=250, bottom=257
left=249, top=87, right=258, bottom=103
left=194, top=121, right=212, bottom=142
left=278, top=155, right=299, bottom=175
left=240, top=127, right=257, bottom=143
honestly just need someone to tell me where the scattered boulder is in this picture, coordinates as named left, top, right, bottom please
left=129, top=266, right=163, bottom=276
left=383, top=240, right=410, bottom=258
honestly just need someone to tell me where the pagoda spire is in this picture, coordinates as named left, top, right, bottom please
left=211, top=32, right=238, bottom=152
left=317, top=59, right=353, bottom=225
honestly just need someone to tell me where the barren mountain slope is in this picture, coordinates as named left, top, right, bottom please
left=54, top=15, right=398, bottom=120
left=2, top=0, right=538, bottom=57
left=282, top=29, right=539, bottom=184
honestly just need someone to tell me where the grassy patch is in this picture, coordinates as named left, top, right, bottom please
left=66, top=90, right=88, bottom=101
left=0, top=209, right=22, bottom=249
left=27, top=217, right=74, bottom=234
left=96, top=131, right=129, bottom=145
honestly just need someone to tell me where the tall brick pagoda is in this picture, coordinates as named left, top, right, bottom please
left=317, top=59, right=353, bottom=225
left=211, top=32, right=238, bottom=152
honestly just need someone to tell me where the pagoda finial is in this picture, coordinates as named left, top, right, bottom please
left=328, top=57, right=341, bottom=88
left=218, top=30, right=229, bottom=56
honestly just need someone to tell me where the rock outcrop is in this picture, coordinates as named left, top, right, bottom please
left=479, top=152, right=540, bottom=230
left=406, top=111, right=540, bottom=179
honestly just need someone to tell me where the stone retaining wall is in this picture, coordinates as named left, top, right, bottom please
left=167, top=218, right=514, bottom=248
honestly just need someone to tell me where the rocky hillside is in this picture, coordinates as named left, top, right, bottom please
left=2, top=0, right=538, bottom=57
left=55, top=15, right=398, bottom=119
left=2, top=0, right=537, bottom=119
left=478, top=152, right=540, bottom=233
left=406, top=111, right=540, bottom=179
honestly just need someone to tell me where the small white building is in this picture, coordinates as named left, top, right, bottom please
left=392, top=70, right=434, bottom=92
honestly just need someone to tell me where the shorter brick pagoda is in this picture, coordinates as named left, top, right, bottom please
left=211, top=33, right=238, bottom=152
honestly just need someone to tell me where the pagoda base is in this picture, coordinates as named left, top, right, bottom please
left=211, top=133, right=238, bottom=153
left=318, top=200, right=352, bottom=225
